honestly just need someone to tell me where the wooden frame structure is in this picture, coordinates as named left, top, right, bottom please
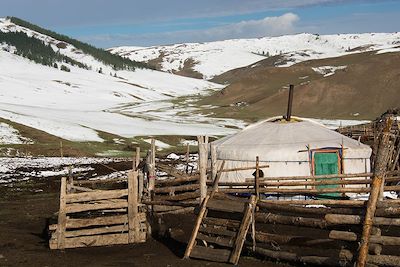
left=49, top=148, right=147, bottom=249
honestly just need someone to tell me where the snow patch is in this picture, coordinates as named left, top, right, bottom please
left=312, top=65, right=347, bottom=77
left=0, top=122, right=33, bottom=144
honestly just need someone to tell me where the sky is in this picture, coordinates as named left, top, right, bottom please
left=1, top=0, right=399, bottom=48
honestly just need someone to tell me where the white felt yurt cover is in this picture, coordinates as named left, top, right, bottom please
left=212, top=118, right=371, bottom=162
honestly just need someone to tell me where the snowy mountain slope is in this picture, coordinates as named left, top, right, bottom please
left=109, top=33, right=400, bottom=79
left=0, top=18, right=238, bottom=142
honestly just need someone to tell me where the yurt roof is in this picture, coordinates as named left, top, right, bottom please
left=212, top=116, right=372, bottom=162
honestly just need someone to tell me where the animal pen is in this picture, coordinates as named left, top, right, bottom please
left=49, top=115, right=400, bottom=267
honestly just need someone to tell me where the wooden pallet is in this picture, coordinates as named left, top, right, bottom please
left=184, top=194, right=257, bottom=265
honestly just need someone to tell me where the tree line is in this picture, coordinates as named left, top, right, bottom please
left=0, top=31, right=88, bottom=70
left=9, top=17, right=151, bottom=71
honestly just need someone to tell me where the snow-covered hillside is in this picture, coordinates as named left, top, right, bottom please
left=110, top=33, right=400, bottom=79
left=0, top=18, right=239, bottom=142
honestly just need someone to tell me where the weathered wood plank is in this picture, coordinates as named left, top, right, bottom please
left=230, top=195, right=256, bottom=265
left=199, top=225, right=237, bottom=237
left=66, top=199, right=128, bottom=213
left=190, top=246, right=231, bottom=263
left=184, top=195, right=210, bottom=259
left=55, top=177, right=67, bottom=249
left=49, top=213, right=146, bottom=231
left=255, top=212, right=327, bottom=229
left=153, top=191, right=199, bottom=201
left=196, top=233, right=235, bottom=248
left=326, top=214, right=400, bottom=226
left=207, top=199, right=246, bottom=213
left=153, top=184, right=200, bottom=194
left=66, top=189, right=128, bottom=203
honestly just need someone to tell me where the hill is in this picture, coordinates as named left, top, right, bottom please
left=0, top=17, right=239, bottom=156
left=200, top=50, right=400, bottom=120
left=109, top=33, right=400, bottom=79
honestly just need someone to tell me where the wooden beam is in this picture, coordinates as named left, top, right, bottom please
left=128, top=147, right=140, bottom=243
left=66, top=189, right=128, bottom=203
left=66, top=199, right=128, bottom=213
left=357, top=119, right=393, bottom=267
left=230, top=195, right=257, bottom=265
left=184, top=195, right=210, bottom=259
left=55, top=177, right=67, bottom=249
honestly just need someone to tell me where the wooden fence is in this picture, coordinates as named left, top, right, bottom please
left=49, top=149, right=147, bottom=249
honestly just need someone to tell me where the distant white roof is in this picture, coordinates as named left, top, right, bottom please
left=212, top=117, right=372, bottom=162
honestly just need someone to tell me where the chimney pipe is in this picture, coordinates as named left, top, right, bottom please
left=286, top=84, right=294, bottom=121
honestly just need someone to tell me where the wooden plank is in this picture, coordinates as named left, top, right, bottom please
left=325, top=214, right=400, bottom=226
left=50, top=233, right=128, bottom=249
left=55, top=177, right=67, bottom=249
left=197, top=135, right=208, bottom=202
left=203, top=217, right=241, bottom=229
left=259, top=199, right=367, bottom=207
left=196, top=233, right=235, bottom=248
left=65, top=225, right=128, bottom=238
left=69, top=185, right=94, bottom=192
left=190, top=246, right=231, bottom=263
left=153, top=183, right=200, bottom=194
left=222, top=178, right=373, bottom=187
left=207, top=199, right=246, bottom=213
left=257, top=201, right=361, bottom=215
left=66, top=189, right=128, bottom=203
left=229, top=195, right=256, bottom=265
left=153, top=191, right=199, bottom=201
left=155, top=175, right=199, bottom=186
left=66, top=199, right=128, bottom=213
left=219, top=165, right=269, bottom=173
left=199, top=226, right=237, bottom=237
left=255, top=212, right=327, bottom=229
left=128, top=167, right=140, bottom=243
left=253, top=172, right=373, bottom=182
left=255, top=156, right=260, bottom=199
left=209, top=160, right=225, bottom=199
left=184, top=195, right=210, bottom=259
left=49, top=214, right=146, bottom=230
left=142, top=200, right=196, bottom=207
left=330, top=230, right=400, bottom=246
left=253, top=246, right=354, bottom=267
left=368, top=255, right=400, bottom=267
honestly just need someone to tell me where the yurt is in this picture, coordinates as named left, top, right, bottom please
left=210, top=116, right=372, bottom=188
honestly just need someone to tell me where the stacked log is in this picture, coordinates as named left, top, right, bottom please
left=151, top=164, right=200, bottom=214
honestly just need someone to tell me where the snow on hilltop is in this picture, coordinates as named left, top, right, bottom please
left=109, top=32, right=400, bottom=79
left=0, top=18, right=238, bottom=141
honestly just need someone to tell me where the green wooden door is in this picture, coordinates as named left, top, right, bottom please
left=314, top=152, right=340, bottom=198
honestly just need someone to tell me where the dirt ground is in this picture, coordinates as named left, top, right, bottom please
left=0, top=161, right=290, bottom=267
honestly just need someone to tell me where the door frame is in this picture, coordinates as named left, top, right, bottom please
left=310, top=148, right=343, bottom=190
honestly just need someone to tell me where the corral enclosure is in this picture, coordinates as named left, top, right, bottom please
left=42, top=114, right=400, bottom=266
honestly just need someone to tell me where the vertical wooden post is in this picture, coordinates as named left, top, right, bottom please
left=211, top=144, right=217, bottom=181
left=197, top=136, right=208, bottom=202
left=210, top=161, right=225, bottom=199
left=186, top=144, right=190, bottom=174
left=138, top=172, right=144, bottom=201
left=356, top=119, right=392, bottom=267
left=128, top=147, right=140, bottom=243
left=60, top=140, right=63, bottom=157
left=255, top=156, right=260, bottom=199
left=148, top=138, right=156, bottom=193
left=56, top=177, right=67, bottom=249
